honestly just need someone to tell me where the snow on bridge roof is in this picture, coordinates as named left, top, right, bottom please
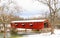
left=11, top=19, right=46, bottom=23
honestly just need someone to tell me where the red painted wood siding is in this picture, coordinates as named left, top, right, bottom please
left=11, top=22, right=44, bottom=29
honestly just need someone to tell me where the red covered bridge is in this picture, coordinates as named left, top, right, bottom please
left=11, top=19, right=50, bottom=31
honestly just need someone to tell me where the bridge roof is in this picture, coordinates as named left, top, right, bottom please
left=11, top=19, right=46, bottom=23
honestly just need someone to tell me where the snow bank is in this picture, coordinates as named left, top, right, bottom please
left=23, top=29, right=60, bottom=38
left=54, top=29, right=60, bottom=35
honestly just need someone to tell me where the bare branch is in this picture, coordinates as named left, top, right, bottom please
left=38, top=0, right=54, bottom=12
left=38, top=0, right=47, bottom=4
left=47, top=4, right=54, bottom=12
left=56, top=8, right=60, bottom=12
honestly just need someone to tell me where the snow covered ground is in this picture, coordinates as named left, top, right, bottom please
left=22, top=29, right=60, bottom=38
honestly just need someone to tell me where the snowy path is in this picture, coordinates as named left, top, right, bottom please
left=22, top=29, right=60, bottom=38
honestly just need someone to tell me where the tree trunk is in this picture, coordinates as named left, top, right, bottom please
left=51, top=26, right=54, bottom=34
left=3, top=23, right=6, bottom=38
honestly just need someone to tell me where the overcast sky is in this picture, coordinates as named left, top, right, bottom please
left=14, top=0, right=49, bottom=18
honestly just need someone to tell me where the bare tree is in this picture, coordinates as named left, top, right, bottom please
left=37, top=0, right=60, bottom=34
left=0, top=0, right=21, bottom=38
